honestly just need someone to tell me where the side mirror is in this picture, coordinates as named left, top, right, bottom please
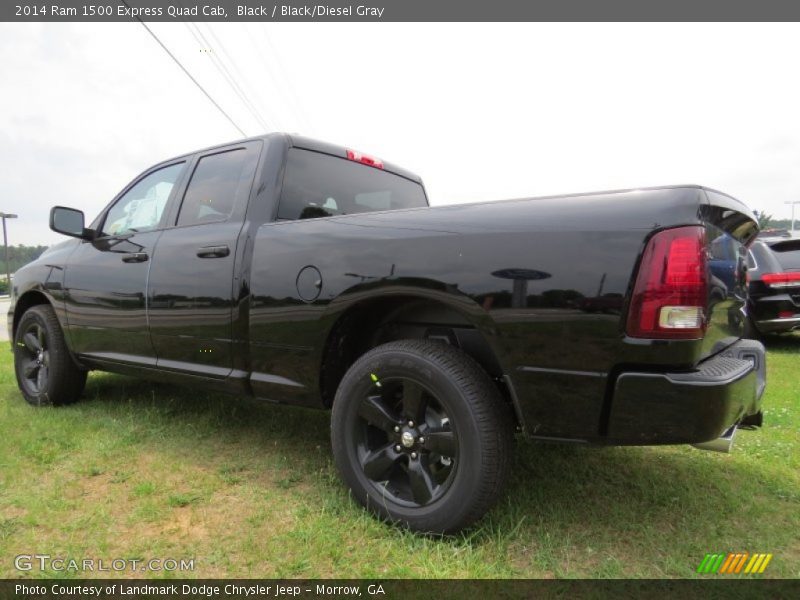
left=50, top=206, right=89, bottom=239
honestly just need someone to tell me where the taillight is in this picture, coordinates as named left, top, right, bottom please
left=761, top=272, right=800, bottom=288
left=626, top=226, right=708, bottom=339
left=346, top=149, right=384, bottom=169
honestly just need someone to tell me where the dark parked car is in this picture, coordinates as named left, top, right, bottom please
left=746, top=236, right=800, bottom=335
left=8, top=134, right=767, bottom=533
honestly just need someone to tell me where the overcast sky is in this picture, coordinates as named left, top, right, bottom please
left=2, top=22, right=800, bottom=246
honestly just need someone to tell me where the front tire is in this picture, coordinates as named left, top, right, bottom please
left=13, top=304, right=87, bottom=406
left=331, top=339, right=513, bottom=534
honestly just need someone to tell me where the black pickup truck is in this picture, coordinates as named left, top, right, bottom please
left=9, top=134, right=766, bottom=533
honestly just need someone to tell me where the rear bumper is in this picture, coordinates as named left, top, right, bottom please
left=750, top=294, right=800, bottom=333
left=606, top=339, right=766, bottom=445
left=754, top=316, right=800, bottom=334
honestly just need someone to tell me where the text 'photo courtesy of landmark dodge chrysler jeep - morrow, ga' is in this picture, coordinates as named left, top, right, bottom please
left=9, top=134, right=767, bottom=533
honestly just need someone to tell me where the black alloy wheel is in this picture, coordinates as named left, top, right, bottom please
left=17, top=319, right=50, bottom=396
left=355, top=375, right=458, bottom=507
left=331, top=339, right=513, bottom=534
left=14, top=304, right=87, bottom=406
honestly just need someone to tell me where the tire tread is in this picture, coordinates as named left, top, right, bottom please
left=14, top=304, right=86, bottom=406
left=332, top=339, right=513, bottom=533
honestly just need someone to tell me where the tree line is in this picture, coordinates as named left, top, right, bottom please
left=1, top=244, right=49, bottom=293
left=754, top=211, right=795, bottom=231
left=2, top=244, right=49, bottom=274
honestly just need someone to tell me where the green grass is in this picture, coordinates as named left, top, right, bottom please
left=0, top=337, right=798, bottom=579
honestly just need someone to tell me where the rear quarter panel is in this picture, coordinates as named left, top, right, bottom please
left=248, top=186, right=719, bottom=440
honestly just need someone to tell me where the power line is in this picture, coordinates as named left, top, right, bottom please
left=129, top=13, right=247, bottom=137
left=185, top=21, right=273, bottom=132
left=250, top=23, right=314, bottom=134
left=202, top=23, right=276, bottom=131
left=198, top=25, right=269, bottom=129
left=173, top=0, right=273, bottom=131
left=242, top=25, right=294, bottom=128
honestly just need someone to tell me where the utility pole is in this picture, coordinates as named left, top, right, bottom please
left=785, top=201, right=800, bottom=235
left=0, top=212, right=18, bottom=294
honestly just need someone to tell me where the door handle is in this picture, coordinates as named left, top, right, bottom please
left=197, top=245, right=230, bottom=258
left=121, top=252, right=148, bottom=263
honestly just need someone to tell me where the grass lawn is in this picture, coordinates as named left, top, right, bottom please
left=1, top=336, right=798, bottom=579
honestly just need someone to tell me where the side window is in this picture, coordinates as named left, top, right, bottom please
left=176, top=149, right=249, bottom=227
left=102, top=163, right=184, bottom=236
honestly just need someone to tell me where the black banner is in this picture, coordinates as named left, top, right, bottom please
left=3, top=579, right=800, bottom=600
left=4, top=0, right=800, bottom=22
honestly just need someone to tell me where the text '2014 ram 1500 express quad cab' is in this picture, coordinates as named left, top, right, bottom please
left=9, top=134, right=766, bottom=533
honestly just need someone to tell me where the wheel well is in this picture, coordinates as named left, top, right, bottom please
left=319, top=296, right=506, bottom=407
left=12, top=290, right=51, bottom=339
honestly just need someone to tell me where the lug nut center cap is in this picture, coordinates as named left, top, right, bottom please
left=401, top=431, right=415, bottom=448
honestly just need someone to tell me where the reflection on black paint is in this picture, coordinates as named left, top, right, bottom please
left=21, top=175, right=755, bottom=442
left=491, top=268, right=552, bottom=308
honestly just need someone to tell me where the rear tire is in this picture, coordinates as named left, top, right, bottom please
left=331, top=339, right=513, bottom=534
left=13, top=304, right=87, bottom=406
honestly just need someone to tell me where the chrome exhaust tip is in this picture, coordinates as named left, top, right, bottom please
left=692, top=425, right=737, bottom=454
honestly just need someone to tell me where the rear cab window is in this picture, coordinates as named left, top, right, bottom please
left=767, top=239, right=800, bottom=270
left=277, top=148, right=428, bottom=220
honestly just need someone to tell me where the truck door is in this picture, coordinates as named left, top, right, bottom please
left=63, top=161, right=188, bottom=365
left=147, top=141, right=260, bottom=378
